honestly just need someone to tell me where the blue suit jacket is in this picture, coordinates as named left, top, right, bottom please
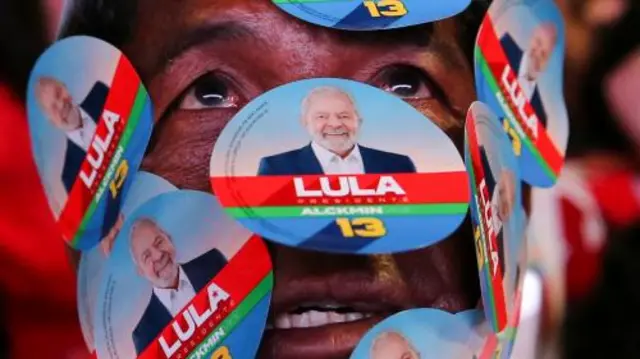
left=132, top=248, right=228, bottom=355
left=257, top=144, right=417, bottom=176
left=500, top=34, right=548, bottom=128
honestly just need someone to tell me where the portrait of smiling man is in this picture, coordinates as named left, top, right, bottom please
left=257, top=85, right=417, bottom=176
left=59, top=0, right=491, bottom=358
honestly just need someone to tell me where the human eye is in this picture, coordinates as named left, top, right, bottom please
left=370, top=64, right=436, bottom=100
left=177, top=72, right=242, bottom=110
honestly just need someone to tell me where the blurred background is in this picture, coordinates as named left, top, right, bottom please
left=0, top=0, right=638, bottom=358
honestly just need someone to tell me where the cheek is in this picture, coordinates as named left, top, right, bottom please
left=142, top=110, right=235, bottom=191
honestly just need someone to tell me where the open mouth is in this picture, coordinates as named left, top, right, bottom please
left=258, top=275, right=408, bottom=359
left=269, top=303, right=380, bottom=329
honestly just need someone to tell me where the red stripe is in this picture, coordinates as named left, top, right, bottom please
left=138, top=236, right=271, bottom=359
left=211, top=172, right=470, bottom=207
left=57, top=55, right=140, bottom=243
left=479, top=333, right=499, bottom=359
left=466, top=112, right=507, bottom=331
left=478, top=17, right=563, bottom=175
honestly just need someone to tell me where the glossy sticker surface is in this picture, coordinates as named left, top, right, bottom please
left=464, top=102, right=526, bottom=334
left=474, top=0, right=568, bottom=187
left=77, top=172, right=177, bottom=354
left=93, top=190, right=273, bottom=359
left=26, top=35, right=154, bottom=250
left=271, top=0, right=471, bottom=31
left=350, top=309, right=482, bottom=359
left=210, top=78, right=469, bottom=254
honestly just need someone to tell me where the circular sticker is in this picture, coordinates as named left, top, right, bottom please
left=474, top=0, right=568, bottom=187
left=93, top=190, right=273, bottom=359
left=350, top=309, right=480, bottom=359
left=210, top=78, right=469, bottom=254
left=271, top=0, right=472, bottom=31
left=77, top=171, right=177, bottom=353
left=464, top=101, right=526, bottom=334
left=26, top=35, right=154, bottom=250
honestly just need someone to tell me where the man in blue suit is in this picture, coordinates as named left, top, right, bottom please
left=35, top=76, right=110, bottom=193
left=500, top=22, right=558, bottom=128
left=257, top=86, right=417, bottom=176
left=129, top=218, right=227, bottom=355
left=35, top=76, right=124, bottom=242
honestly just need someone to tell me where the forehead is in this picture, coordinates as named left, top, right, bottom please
left=126, top=0, right=463, bottom=79
left=132, top=222, right=162, bottom=242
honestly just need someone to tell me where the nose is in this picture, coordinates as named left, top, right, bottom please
left=326, top=114, right=342, bottom=127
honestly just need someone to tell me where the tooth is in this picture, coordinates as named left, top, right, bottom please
left=308, top=310, right=330, bottom=327
left=346, top=313, right=364, bottom=322
left=291, top=312, right=311, bottom=328
left=275, top=315, right=292, bottom=329
left=329, top=312, right=347, bottom=324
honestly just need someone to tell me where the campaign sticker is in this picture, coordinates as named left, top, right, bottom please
left=350, top=309, right=480, bottom=359
left=474, top=0, right=568, bottom=187
left=210, top=78, right=469, bottom=254
left=93, top=190, right=273, bottom=359
left=77, top=171, right=177, bottom=353
left=475, top=275, right=526, bottom=359
left=271, top=0, right=471, bottom=31
left=26, top=35, right=154, bottom=250
left=464, top=101, right=526, bottom=334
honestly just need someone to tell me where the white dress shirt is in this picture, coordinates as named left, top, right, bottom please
left=153, top=266, right=197, bottom=316
left=517, top=54, right=537, bottom=101
left=310, top=142, right=365, bottom=175
left=66, top=108, right=97, bottom=152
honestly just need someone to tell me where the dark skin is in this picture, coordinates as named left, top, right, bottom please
left=113, top=0, right=479, bottom=358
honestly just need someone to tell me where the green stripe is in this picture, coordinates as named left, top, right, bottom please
left=187, top=272, right=274, bottom=359
left=73, top=85, right=147, bottom=245
left=475, top=50, right=556, bottom=180
left=465, top=158, right=500, bottom=329
left=225, top=203, right=469, bottom=218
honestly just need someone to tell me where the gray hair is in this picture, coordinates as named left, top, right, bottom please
left=370, top=331, right=420, bottom=358
left=300, top=86, right=361, bottom=121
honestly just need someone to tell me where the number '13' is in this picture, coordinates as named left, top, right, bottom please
left=363, top=0, right=408, bottom=18
left=336, top=217, right=386, bottom=238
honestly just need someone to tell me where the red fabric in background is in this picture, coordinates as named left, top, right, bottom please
left=0, top=84, right=89, bottom=358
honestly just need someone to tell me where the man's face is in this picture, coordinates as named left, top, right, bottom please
left=525, top=24, right=557, bottom=81
left=36, top=79, right=82, bottom=131
left=371, top=333, right=419, bottom=359
left=124, top=0, right=478, bottom=357
left=304, top=92, right=360, bottom=156
left=130, top=221, right=178, bottom=288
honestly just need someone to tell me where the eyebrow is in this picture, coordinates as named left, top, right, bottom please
left=154, top=21, right=254, bottom=74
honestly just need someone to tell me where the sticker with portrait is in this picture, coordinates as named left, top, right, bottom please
left=209, top=78, right=470, bottom=254
left=271, top=0, right=471, bottom=31
left=464, top=101, right=526, bottom=334
left=350, top=308, right=482, bottom=359
left=474, top=0, right=568, bottom=188
left=77, top=171, right=178, bottom=354
left=93, top=190, right=273, bottom=359
left=26, top=35, right=154, bottom=250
